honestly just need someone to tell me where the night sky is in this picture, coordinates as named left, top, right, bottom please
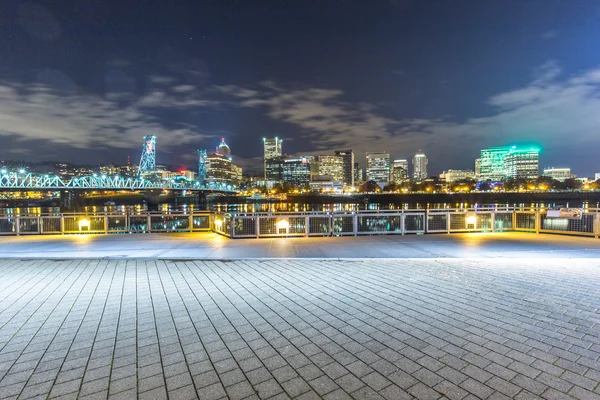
left=1, top=0, right=600, bottom=176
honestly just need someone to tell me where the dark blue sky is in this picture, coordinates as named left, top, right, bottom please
left=1, top=0, right=600, bottom=175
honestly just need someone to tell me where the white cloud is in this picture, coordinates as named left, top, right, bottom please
left=215, top=63, right=600, bottom=174
left=0, top=81, right=209, bottom=151
left=3, top=60, right=600, bottom=175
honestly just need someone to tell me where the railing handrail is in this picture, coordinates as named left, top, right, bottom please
left=2, top=206, right=600, bottom=218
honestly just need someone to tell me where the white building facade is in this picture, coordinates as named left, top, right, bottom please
left=543, top=167, right=571, bottom=182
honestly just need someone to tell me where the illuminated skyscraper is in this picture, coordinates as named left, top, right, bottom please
left=413, top=151, right=428, bottom=180
left=366, top=152, right=390, bottom=184
left=216, top=138, right=231, bottom=159
left=354, top=162, right=363, bottom=183
left=479, top=146, right=511, bottom=181
left=391, top=159, right=409, bottom=183
left=283, top=157, right=311, bottom=187
left=334, top=150, right=354, bottom=186
left=504, top=147, right=539, bottom=179
left=263, top=137, right=283, bottom=179
left=479, top=145, right=540, bottom=180
left=318, top=155, right=344, bottom=183
left=206, top=153, right=242, bottom=185
left=265, top=157, right=285, bottom=181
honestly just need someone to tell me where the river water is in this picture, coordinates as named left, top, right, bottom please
left=1, top=200, right=597, bottom=215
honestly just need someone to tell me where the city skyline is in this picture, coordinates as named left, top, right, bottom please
left=1, top=1, right=600, bottom=176
left=1, top=136, right=594, bottom=180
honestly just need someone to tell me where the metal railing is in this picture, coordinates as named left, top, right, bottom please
left=1, top=208, right=599, bottom=239
left=213, top=207, right=600, bottom=239
left=0, top=211, right=212, bottom=235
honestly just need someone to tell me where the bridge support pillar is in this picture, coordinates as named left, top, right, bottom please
left=60, top=190, right=84, bottom=211
left=198, top=192, right=208, bottom=210
left=143, top=190, right=163, bottom=210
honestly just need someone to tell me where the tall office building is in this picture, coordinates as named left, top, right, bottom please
left=318, top=156, right=344, bottom=183
left=205, top=138, right=242, bottom=185
left=480, top=145, right=540, bottom=181
left=265, top=156, right=285, bottom=181
left=479, top=146, right=511, bottom=181
left=366, top=152, right=390, bottom=184
left=334, top=150, right=354, bottom=186
left=282, top=157, right=311, bottom=187
left=475, top=158, right=481, bottom=179
left=216, top=138, right=231, bottom=159
left=353, top=162, right=363, bottom=183
left=390, top=159, right=409, bottom=183
left=206, top=153, right=237, bottom=184
left=504, top=147, right=539, bottom=179
left=413, top=151, right=428, bottom=180
left=543, top=167, right=571, bottom=182
left=263, top=137, right=283, bottom=179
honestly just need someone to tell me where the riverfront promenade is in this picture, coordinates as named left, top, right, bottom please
left=1, top=231, right=600, bottom=259
left=0, top=234, right=599, bottom=400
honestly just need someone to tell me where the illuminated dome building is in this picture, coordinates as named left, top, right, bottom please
left=216, top=138, right=231, bottom=159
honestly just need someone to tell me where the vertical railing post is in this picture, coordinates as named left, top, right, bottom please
left=147, top=215, right=151, bottom=233
left=353, top=213, right=358, bottom=236
left=305, top=216, right=309, bottom=237
left=491, top=212, right=495, bottom=233
left=104, top=215, right=108, bottom=234
left=512, top=211, right=517, bottom=231
left=595, top=213, right=600, bottom=239
left=189, top=214, right=193, bottom=233
left=535, top=211, right=540, bottom=234
left=40, top=216, right=44, bottom=234
left=256, top=216, right=260, bottom=238
left=329, top=214, right=333, bottom=237
left=401, top=213, right=406, bottom=235
left=61, top=215, right=64, bottom=235
left=447, top=212, right=451, bottom=234
left=15, top=216, right=20, bottom=236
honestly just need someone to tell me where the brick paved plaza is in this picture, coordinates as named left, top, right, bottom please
left=0, top=258, right=599, bottom=400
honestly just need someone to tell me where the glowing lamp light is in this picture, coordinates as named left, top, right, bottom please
left=214, top=218, right=223, bottom=228
left=78, top=218, right=91, bottom=231
left=276, top=218, right=289, bottom=230
left=1, top=169, right=6, bottom=174
left=19, top=169, right=25, bottom=174
left=466, top=214, right=477, bottom=225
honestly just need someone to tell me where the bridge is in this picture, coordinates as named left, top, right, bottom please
left=0, top=170, right=238, bottom=192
